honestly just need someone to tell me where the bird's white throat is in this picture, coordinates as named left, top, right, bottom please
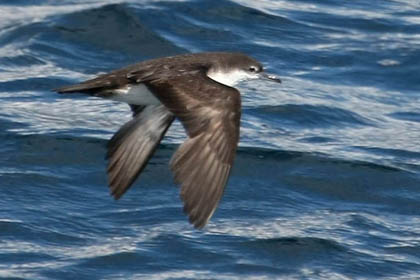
left=207, top=69, right=257, bottom=87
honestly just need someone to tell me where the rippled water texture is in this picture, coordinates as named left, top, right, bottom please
left=1, top=1, right=419, bottom=279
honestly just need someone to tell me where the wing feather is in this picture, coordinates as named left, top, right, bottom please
left=145, top=72, right=241, bottom=228
left=106, top=105, right=174, bottom=199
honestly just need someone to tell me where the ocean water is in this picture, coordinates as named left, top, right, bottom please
left=1, top=0, right=420, bottom=279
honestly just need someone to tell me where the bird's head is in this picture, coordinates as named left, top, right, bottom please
left=207, top=52, right=281, bottom=87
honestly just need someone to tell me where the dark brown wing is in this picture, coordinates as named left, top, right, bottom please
left=145, top=72, right=241, bottom=228
left=54, top=53, right=210, bottom=96
left=54, top=61, right=158, bottom=95
left=107, top=105, right=174, bottom=199
left=54, top=54, right=199, bottom=95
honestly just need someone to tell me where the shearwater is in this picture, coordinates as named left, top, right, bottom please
left=56, top=52, right=281, bottom=228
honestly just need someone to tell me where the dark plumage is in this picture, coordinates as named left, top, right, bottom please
left=55, top=52, right=280, bottom=228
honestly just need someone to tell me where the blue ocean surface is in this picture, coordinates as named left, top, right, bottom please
left=1, top=0, right=420, bottom=279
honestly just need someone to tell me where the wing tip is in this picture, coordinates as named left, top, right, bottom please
left=182, top=198, right=215, bottom=229
left=188, top=213, right=212, bottom=229
left=110, top=188, right=123, bottom=200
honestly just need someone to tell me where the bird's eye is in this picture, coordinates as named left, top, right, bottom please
left=248, top=66, right=258, bottom=72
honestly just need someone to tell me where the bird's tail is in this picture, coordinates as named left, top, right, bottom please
left=54, top=83, right=102, bottom=94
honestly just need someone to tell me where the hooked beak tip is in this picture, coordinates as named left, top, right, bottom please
left=260, top=72, right=282, bottom=83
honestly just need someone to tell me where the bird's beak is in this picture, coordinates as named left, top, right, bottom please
left=260, top=72, right=282, bottom=83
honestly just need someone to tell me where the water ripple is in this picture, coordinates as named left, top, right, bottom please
left=1, top=0, right=420, bottom=279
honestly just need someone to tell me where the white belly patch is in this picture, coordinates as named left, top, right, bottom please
left=110, top=84, right=161, bottom=105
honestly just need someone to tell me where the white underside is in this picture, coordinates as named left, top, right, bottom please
left=110, top=84, right=161, bottom=105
